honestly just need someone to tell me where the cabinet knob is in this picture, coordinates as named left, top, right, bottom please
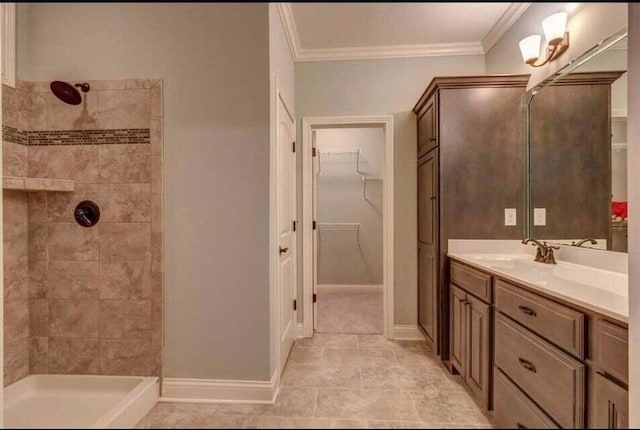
left=518, top=305, right=537, bottom=317
left=518, top=357, right=537, bottom=373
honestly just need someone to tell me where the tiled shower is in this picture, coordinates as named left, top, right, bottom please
left=2, top=79, right=164, bottom=385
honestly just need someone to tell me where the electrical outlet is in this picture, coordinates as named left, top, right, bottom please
left=504, top=208, right=517, bottom=226
left=534, top=208, right=546, bottom=226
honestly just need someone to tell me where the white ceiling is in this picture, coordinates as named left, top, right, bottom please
left=278, top=3, right=531, bottom=62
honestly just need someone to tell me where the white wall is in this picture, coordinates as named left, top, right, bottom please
left=628, top=4, right=640, bottom=426
left=315, top=127, right=384, bottom=285
left=18, top=3, right=273, bottom=381
left=295, top=55, right=486, bottom=325
left=486, top=3, right=627, bottom=89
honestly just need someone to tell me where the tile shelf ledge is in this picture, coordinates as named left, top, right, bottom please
left=3, top=176, right=75, bottom=192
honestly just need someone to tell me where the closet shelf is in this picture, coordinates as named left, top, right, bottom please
left=317, top=222, right=361, bottom=245
left=317, top=148, right=363, bottom=175
left=361, top=176, right=382, bottom=200
left=3, top=176, right=75, bottom=192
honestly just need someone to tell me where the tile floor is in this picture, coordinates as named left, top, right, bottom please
left=316, top=287, right=383, bottom=334
left=137, top=334, right=494, bottom=429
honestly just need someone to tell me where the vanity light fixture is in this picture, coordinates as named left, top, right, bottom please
left=519, top=12, right=570, bottom=67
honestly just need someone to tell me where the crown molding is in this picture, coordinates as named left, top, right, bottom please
left=482, top=2, right=532, bottom=52
left=296, top=42, right=484, bottom=62
left=277, top=2, right=302, bottom=61
left=278, top=2, right=527, bottom=62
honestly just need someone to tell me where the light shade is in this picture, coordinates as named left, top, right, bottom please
left=542, top=12, right=568, bottom=44
left=519, top=34, right=541, bottom=63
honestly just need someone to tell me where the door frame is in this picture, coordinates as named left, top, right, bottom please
left=301, top=115, right=394, bottom=338
left=270, top=77, right=296, bottom=380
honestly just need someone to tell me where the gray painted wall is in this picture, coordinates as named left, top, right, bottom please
left=316, top=127, right=384, bottom=285
left=627, top=4, right=639, bottom=426
left=17, top=3, right=273, bottom=381
left=295, top=55, right=486, bottom=325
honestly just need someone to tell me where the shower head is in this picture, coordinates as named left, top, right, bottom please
left=50, top=81, right=90, bottom=105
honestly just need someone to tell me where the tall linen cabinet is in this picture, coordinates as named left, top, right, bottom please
left=413, top=75, right=529, bottom=361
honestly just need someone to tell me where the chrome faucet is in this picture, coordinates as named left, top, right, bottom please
left=521, top=238, right=559, bottom=264
left=571, top=238, right=598, bottom=247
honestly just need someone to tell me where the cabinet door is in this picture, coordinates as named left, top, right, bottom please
left=450, top=284, right=467, bottom=377
left=593, top=372, right=628, bottom=429
left=418, top=150, right=438, bottom=346
left=465, top=294, right=491, bottom=408
left=417, top=97, right=437, bottom=156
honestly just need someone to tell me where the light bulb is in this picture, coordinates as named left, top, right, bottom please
left=519, top=34, right=541, bottom=64
left=542, top=12, right=568, bottom=45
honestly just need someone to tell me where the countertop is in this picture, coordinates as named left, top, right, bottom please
left=448, top=252, right=628, bottom=323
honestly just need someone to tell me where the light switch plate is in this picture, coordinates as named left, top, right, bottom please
left=534, top=208, right=546, bottom=226
left=504, top=208, right=517, bottom=226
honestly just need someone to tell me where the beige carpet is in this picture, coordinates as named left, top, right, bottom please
left=316, top=286, right=383, bottom=334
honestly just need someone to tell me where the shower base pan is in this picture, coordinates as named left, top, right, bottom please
left=4, top=374, right=159, bottom=428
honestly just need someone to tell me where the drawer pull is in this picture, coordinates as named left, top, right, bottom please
left=517, top=423, right=528, bottom=429
left=518, top=305, right=537, bottom=317
left=518, top=357, right=537, bottom=373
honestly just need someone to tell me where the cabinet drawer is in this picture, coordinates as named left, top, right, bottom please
left=494, top=368, right=559, bottom=429
left=450, top=261, right=492, bottom=303
left=495, top=279, right=585, bottom=359
left=495, top=313, right=585, bottom=428
left=594, top=319, right=628, bottom=385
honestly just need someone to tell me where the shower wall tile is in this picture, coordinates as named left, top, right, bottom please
left=28, top=261, right=47, bottom=299
left=3, top=84, right=30, bottom=131
left=29, top=337, right=48, bottom=374
left=150, top=117, right=162, bottom=156
left=47, top=223, right=99, bottom=261
left=99, top=183, right=151, bottom=223
left=5, top=297, right=30, bottom=341
left=100, top=339, right=152, bottom=376
left=100, top=260, right=152, bottom=300
left=4, top=262, right=28, bottom=301
left=47, top=261, right=99, bottom=299
left=4, top=221, right=28, bottom=265
left=28, top=146, right=99, bottom=183
left=3, top=141, right=28, bottom=177
left=17, top=78, right=164, bottom=379
left=99, top=223, right=151, bottom=262
left=98, top=144, right=151, bottom=183
left=49, top=299, right=100, bottom=338
left=28, top=192, right=48, bottom=223
left=48, top=337, right=100, bottom=374
left=4, top=191, right=28, bottom=223
left=47, top=184, right=99, bottom=223
left=29, top=299, right=49, bottom=337
left=97, top=90, right=150, bottom=129
left=100, top=300, right=151, bottom=339
left=28, top=223, right=48, bottom=261
left=5, top=338, right=29, bottom=386
left=44, top=92, right=98, bottom=130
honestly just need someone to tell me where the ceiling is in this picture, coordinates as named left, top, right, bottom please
left=278, top=3, right=531, bottom=62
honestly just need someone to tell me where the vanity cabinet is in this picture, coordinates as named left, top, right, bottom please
left=449, top=257, right=629, bottom=429
left=413, top=75, right=529, bottom=356
left=449, top=262, right=492, bottom=408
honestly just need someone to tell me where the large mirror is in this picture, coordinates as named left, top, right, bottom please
left=526, top=29, right=628, bottom=252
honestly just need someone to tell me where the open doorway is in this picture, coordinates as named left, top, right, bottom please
left=302, top=116, right=394, bottom=338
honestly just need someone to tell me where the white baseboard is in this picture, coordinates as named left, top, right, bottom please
left=393, top=325, right=425, bottom=340
left=160, top=370, right=280, bottom=404
left=316, top=284, right=383, bottom=294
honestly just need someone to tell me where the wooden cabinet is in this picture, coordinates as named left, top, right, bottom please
left=417, top=149, right=438, bottom=345
left=449, top=265, right=492, bottom=408
left=413, top=75, right=529, bottom=357
left=592, top=371, right=628, bottom=429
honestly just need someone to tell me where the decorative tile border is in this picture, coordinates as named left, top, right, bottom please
left=2, top=126, right=150, bottom=146
left=2, top=126, right=28, bottom=146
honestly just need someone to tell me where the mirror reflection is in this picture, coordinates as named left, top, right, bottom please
left=528, top=36, right=628, bottom=252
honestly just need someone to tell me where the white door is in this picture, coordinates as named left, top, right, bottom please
left=277, top=93, right=296, bottom=373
